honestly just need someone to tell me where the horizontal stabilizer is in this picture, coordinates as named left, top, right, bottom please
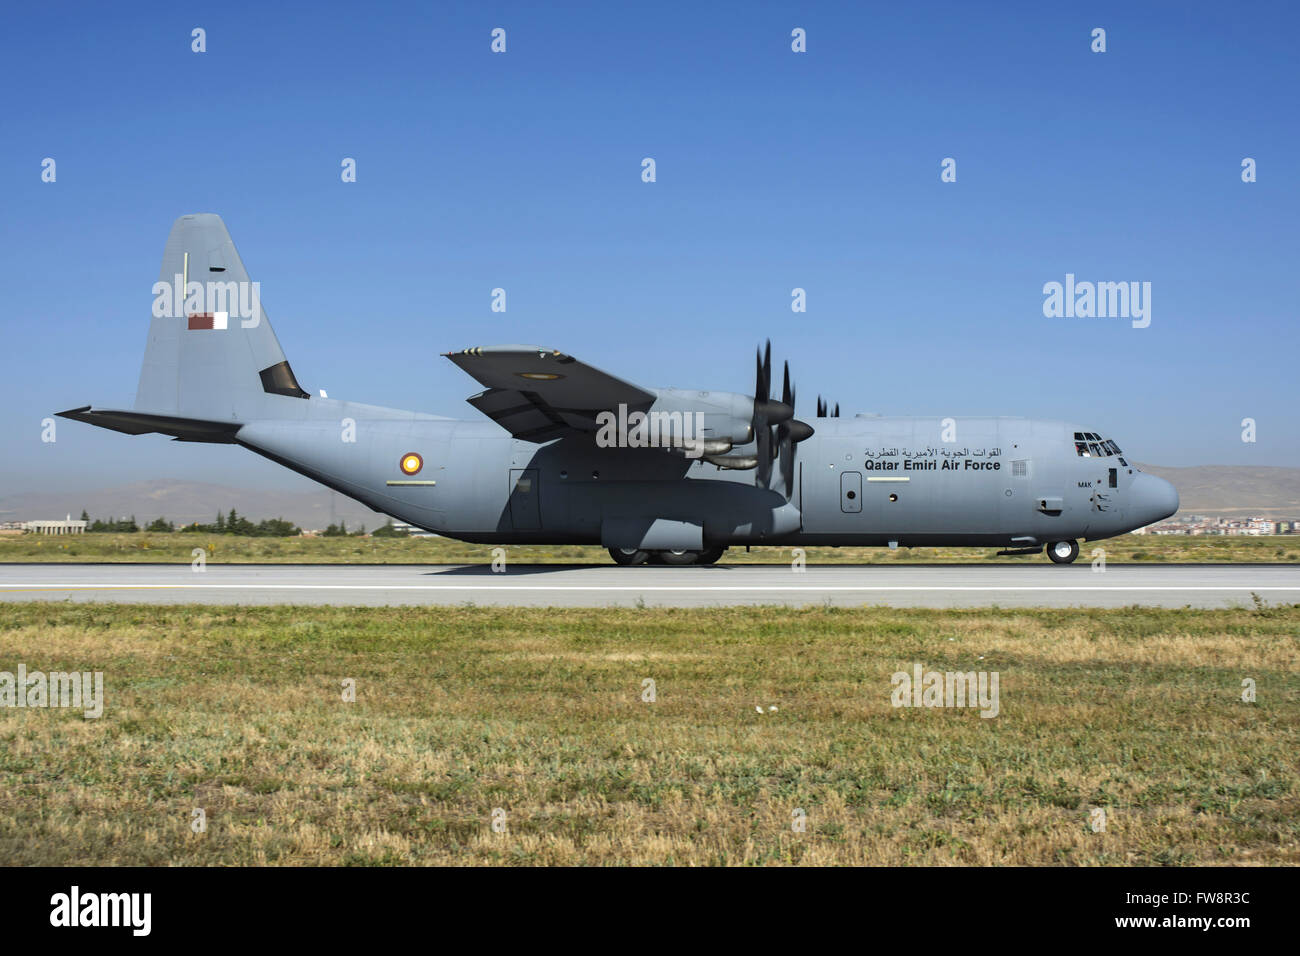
left=56, top=406, right=241, bottom=443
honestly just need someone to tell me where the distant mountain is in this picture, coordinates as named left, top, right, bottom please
left=0, top=479, right=388, bottom=531
left=1, top=466, right=1296, bottom=530
left=1135, top=465, right=1300, bottom=517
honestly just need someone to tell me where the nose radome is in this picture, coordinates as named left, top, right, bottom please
left=1132, top=473, right=1179, bottom=525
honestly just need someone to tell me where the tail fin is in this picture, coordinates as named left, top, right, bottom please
left=135, top=213, right=308, bottom=421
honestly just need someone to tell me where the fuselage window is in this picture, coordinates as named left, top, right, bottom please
left=1108, top=468, right=1118, bottom=488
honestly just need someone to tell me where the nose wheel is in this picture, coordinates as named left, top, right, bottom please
left=1047, top=540, right=1079, bottom=564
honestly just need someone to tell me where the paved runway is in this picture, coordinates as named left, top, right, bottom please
left=1, top=562, right=1298, bottom=608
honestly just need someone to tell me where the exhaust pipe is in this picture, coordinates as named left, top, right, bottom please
left=705, top=454, right=758, bottom=470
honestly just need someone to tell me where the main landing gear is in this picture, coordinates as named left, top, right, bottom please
left=1047, top=540, right=1080, bottom=564
left=607, top=547, right=727, bottom=566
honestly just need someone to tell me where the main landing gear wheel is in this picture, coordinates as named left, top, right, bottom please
left=608, top=547, right=650, bottom=566
left=655, top=549, right=701, bottom=566
left=656, top=547, right=729, bottom=566
left=612, top=547, right=728, bottom=566
left=1047, top=540, right=1079, bottom=564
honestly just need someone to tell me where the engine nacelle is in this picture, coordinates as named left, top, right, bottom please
left=643, top=388, right=755, bottom=449
left=592, top=390, right=758, bottom=457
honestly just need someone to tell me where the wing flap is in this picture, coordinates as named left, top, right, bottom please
left=466, top=389, right=570, bottom=442
left=447, top=346, right=655, bottom=441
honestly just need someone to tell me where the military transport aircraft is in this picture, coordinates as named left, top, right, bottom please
left=59, top=214, right=1179, bottom=566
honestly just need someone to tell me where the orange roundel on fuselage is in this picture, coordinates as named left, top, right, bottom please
left=400, top=452, right=423, bottom=475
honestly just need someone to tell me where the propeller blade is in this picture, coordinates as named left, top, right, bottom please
left=749, top=342, right=810, bottom=496
left=763, top=340, right=772, bottom=397
left=753, top=341, right=774, bottom=487
left=756, top=417, right=773, bottom=487
left=774, top=366, right=813, bottom=496
left=754, top=398, right=793, bottom=423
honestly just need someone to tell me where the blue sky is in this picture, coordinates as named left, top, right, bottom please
left=2, top=0, right=1297, bottom=495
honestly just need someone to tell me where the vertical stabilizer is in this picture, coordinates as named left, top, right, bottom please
left=135, top=213, right=308, bottom=422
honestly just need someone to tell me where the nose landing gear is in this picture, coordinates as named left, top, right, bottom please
left=1047, top=539, right=1079, bottom=564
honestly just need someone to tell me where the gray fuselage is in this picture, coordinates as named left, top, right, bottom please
left=235, top=402, right=1178, bottom=551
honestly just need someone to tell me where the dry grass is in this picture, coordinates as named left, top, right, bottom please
left=0, top=603, right=1296, bottom=865
left=2, top=532, right=1298, bottom=565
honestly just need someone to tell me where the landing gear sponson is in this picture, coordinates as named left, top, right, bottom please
left=611, top=542, right=1082, bottom=566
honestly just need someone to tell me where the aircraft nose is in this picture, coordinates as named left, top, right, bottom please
left=1131, top=473, right=1179, bottom=526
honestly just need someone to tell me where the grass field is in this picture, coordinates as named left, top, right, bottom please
left=2, top=532, right=1298, bottom=565
left=1, top=602, right=1295, bottom=865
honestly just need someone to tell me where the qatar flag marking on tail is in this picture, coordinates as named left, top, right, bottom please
left=187, top=311, right=228, bottom=330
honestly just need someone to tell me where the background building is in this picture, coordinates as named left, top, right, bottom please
left=21, top=515, right=87, bottom=535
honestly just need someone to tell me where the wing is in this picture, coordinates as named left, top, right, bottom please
left=445, top=345, right=655, bottom=442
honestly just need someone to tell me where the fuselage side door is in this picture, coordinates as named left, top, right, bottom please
left=840, top=471, right=862, bottom=513
left=509, top=468, right=541, bottom=530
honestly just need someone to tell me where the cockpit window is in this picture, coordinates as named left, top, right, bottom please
left=1074, top=431, right=1123, bottom=457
